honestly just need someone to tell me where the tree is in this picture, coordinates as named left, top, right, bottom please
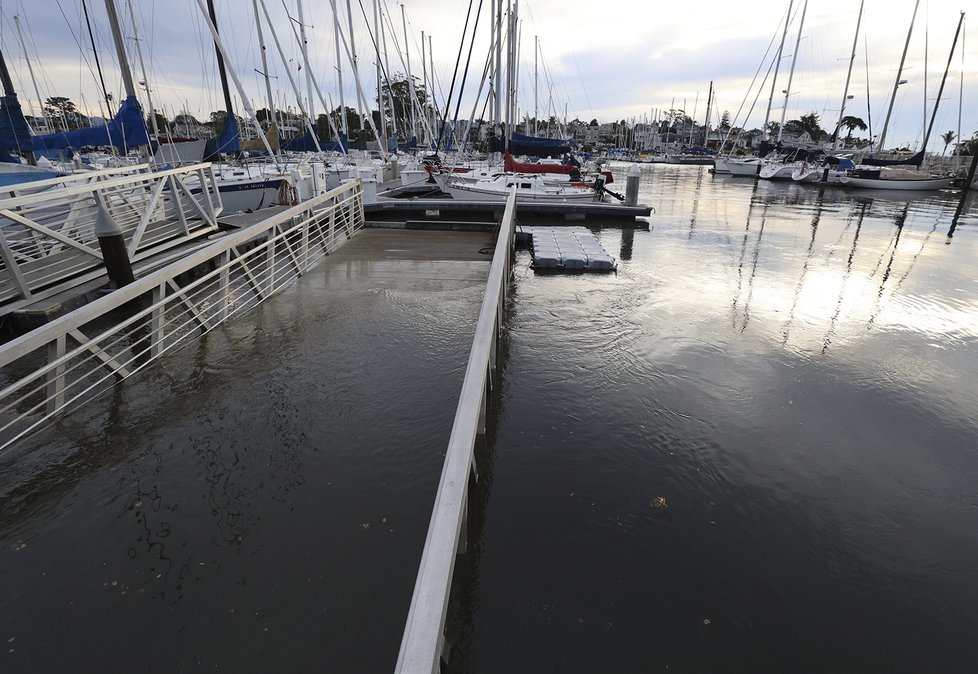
left=331, top=106, right=362, bottom=136
left=588, top=119, right=598, bottom=127
left=145, top=112, right=168, bottom=134
left=784, top=112, right=824, bottom=141
left=207, top=110, right=246, bottom=134
left=376, top=73, right=431, bottom=139
left=837, top=115, right=867, bottom=144
left=43, top=96, right=87, bottom=131
left=171, top=113, right=201, bottom=134
left=720, top=110, right=731, bottom=131
left=940, top=130, right=955, bottom=155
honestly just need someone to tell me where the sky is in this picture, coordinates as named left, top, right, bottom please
left=0, top=0, right=973, bottom=152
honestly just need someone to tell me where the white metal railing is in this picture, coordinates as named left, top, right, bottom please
left=395, top=186, right=517, bottom=674
left=0, top=162, right=225, bottom=313
left=0, top=180, right=364, bottom=455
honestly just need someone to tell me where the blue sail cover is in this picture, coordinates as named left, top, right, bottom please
left=0, top=94, right=34, bottom=161
left=489, top=131, right=574, bottom=157
left=31, top=95, right=150, bottom=153
left=203, top=114, right=241, bottom=158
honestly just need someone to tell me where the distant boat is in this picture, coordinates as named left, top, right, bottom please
left=714, top=157, right=766, bottom=176
left=791, top=157, right=855, bottom=184
left=434, top=173, right=600, bottom=202
left=840, top=167, right=954, bottom=191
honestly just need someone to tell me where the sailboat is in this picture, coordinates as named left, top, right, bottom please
left=0, top=48, right=61, bottom=186
left=840, top=4, right=963, bottom=191
left=791, top=0, right=864, bottom=184
left=714, top=1, right=797, bottom=177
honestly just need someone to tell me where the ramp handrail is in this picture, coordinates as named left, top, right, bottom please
left=394, top=186, right=517, bottom=674
left=0, top=162, right=224, bottom=313
left=0, top=180, right=364, bottom=456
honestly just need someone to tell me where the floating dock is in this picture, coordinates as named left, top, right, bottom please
left=365, top=198, right=651, bottom=227
left=525, top=226, right=617, bottom=271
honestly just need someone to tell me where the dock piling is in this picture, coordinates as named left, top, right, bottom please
left=625, top=163, right=641, bottom=206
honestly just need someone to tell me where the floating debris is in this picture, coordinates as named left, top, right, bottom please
left=651, top=497, right=667, bottom=509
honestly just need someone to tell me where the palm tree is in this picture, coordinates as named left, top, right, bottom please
left=940, top=130, right=956, bottom=155
left=838, top=116, right=867, bottom=145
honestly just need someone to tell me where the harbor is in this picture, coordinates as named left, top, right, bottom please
left=2, top=162, right=977, bottom=672
left=1, top=0, right=978, bottom=671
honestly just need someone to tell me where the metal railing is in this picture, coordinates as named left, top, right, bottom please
left=0, top=180, right=364, bottom=455
left=395, top=186, right=517, bottom=674
left=0, top=162, right=224, bottom=313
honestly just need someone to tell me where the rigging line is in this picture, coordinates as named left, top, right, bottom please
left=378, top=1, right=434, bottom=142
left=719, top=6, right=787, bottom=153
left=460, top=29, right=495, bottom=151
left=54, top=0, right=106, bottom=112
left=354, top=1, right=397, bottom=114
left=451, top=0, right=484, bottom=132
left=81, top=0, right=112, bottom=113
left=435, top=0, right=476, bottom=152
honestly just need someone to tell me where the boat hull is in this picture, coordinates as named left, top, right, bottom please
left=839, top=176, right=954, bottom=191
left=714, top=158, right=764, bottom=176
left=443, top=183, right=597, bottom=202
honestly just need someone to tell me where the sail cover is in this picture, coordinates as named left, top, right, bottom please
left=204, top=114, right=241, bottom=158
left=0, top=94, right=34, bottom=160
left=490, top=132, right=574, bottom=157
left=31, top=95, right=150, bottom=153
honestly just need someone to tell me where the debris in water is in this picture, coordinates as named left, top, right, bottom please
left=651, top=497, right=667, bottom=509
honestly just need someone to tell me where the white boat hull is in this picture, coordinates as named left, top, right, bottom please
left=714, top=158, right=764, bottom=176
left=443, top=182, right=597, bottom=202
left=839, top=175, right=954, bottom=191
left=791, top=166, right=846, bottom=184
left=758, top=163, right=795, bottom=180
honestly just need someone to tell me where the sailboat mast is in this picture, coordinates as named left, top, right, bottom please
left=258, top=0, right=327, bottom=152
left=764, top=0, right=793, bottom=134
left=401, top=6, right=417, bottom=142
left=533, top=34, right=538, bottom=136
left=13, top=15, right=47, bottom=133
left=494, top=0, right=502, bottom=140
left=703, top=81, right=713, bottom=148
left=878, top=0, right=919, bottom=151
left=84, top=0, right=115, bottom=116
left=833, top=0, right=863, bottom=150
left=297, top=0, right=316, bottom=124
left=127, top=0, right=160, bottom=139
left=195, top=0, right=275, bottom=158
left=374, top=0, right=386, bottom=147
left=251, top=0, right=277, bottom=138
left=777, top=0, right=807, bottom=143
left=921, top=11, right=965, bottom=158
left=333, top=3, right=348, bottom=137
left=205, top=0, right=236, bottom=130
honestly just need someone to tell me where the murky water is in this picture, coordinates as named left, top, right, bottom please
left=450, top=164, right=978, bottom=673
left=0, top=239, right=491, bottom=673
left=2, top=166, right=977, bottom=673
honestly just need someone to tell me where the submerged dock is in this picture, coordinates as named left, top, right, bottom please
left=0, top=179, right=516, bottom=673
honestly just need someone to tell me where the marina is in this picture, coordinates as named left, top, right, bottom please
left=2, top=162, right=977, bottom=672
left=1, top=0, right=977, bottom=671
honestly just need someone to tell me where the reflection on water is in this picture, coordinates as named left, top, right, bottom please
left=455, top=163, right=978, bottom=673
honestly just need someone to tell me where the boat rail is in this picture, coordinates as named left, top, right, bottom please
left=0, top=162, right=223, bottom=314
left=0, top=180, right=364, bottom=456
left=394, top=185, right=517, bottom=674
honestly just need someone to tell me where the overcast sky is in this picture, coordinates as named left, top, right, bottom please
left=1, top=0, right=973, bottom=151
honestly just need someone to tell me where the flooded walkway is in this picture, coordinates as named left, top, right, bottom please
left=0, top=228, right=494, bottom=673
